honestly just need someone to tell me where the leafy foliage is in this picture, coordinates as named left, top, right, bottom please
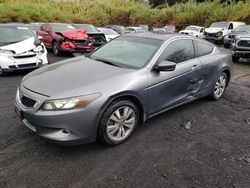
left=0, top=0, right=249, bottom=29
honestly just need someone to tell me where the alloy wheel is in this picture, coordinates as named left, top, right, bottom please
left=214, top=74, right=227, bottom=99
left=106, top=106, right=136, bottom=142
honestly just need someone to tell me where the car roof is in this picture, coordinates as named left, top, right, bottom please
left=125, top=32, right=189, bottom=41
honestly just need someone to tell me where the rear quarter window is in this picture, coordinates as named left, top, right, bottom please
left=195, top=40, right=214, bottom=57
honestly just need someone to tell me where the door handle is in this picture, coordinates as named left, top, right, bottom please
left=192, top=64, right=198, bottom=70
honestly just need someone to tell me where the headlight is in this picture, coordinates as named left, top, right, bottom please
left=33, top=45, right=44, bottom=53
left=0, top=49, right=14, bottom=56
left=217, top=31, right=223, bottom=36
left=43, top=93, right=101, bottom=111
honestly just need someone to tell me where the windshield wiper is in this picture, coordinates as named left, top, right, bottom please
left=94, top=58, right=120, bottom=67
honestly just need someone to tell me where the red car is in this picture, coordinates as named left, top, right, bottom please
left=36, top=23, right=94, bottom=56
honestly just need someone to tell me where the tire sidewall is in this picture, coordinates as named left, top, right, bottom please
left=211, top=72, right=228, bottom=100
left=52, top=41, right=60, bottom=56
left=98, top=100, right=139, bottom=145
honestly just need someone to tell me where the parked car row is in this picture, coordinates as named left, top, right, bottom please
left=0, top=20, right=249, bottom=76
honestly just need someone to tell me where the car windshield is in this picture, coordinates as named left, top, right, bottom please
left=234, top=25, right=250, bottom=32
left=185, top=26, right=200, bottom=31
left=210, top=22, right=229, bottom=29
left=101, top=28, right=118, bottom=35
left=91, top=36, right=162, bottom=69
left=0, top=26, right=35, bottom=45
left=52, top=25, right=75, bottom=32
left=165, top=26, right=175, bottom=31
left=73, top=24, right=98, bottom=32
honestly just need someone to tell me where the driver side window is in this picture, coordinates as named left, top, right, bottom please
left=158, top=39, right=195, bottom=64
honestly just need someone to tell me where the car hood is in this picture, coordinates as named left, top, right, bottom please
left=56, top=29, right=88, bottom=40
left=22, top=56, right=133, bottom=97
left=230, top=30, right=245, bottom=35
left=0, top=37, right=37, bottom=54
left=205, top=27, right=224, bottom=33
left=237, top=34, right=250, bottom=39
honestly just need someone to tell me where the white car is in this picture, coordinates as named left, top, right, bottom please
left=203, top=21, right=246, bottom=44
left=179, top=25, right=205, bottom=37
left=97, top=27, right=119, bottom=42
left=0, top=24, right=48, bottom=76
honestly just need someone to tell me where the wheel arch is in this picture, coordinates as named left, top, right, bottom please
left=97, top=92, right=147, bottom=127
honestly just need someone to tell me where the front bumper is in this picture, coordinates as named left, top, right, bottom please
left=203, top=36, right=223, bottom=43
left=0, top=51, right=48, bottom=72
left=14, top=87, right=102, bottom=145
left=231, top=49, right=250, bottom=58
left=60, top=44, right=94, bottom=54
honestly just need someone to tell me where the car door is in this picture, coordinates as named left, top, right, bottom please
left=147, top=39, right=202, bottom=115
left=194, top=39, right=216, bottom=92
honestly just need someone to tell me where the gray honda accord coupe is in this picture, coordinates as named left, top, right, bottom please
left=15, top=32, right=233, bottom=145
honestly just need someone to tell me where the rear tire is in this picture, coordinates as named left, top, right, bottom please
left=210, top=72, right=228, bottom=100
left=52, top=41, right=61, bottom=56
left=98, top=100, right=139, bottom=145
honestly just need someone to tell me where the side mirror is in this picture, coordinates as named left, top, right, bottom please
left=154, top=61, right=176, bottom=72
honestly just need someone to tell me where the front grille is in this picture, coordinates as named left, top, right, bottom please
left=18, top=63, right=36, bottom=68
left=73, top=40, right=88, bottom=46
left=13, top=51, right=37, bottom=59
left=20, top=94, right=37, bottom=108
left=14, top=54, right=36, bottom=59
left=237, top=40, right=250, bottom=47
left=9, top=65, right=17, bottom=69
left=204, top=32, right=217, bottom=37
left=228, top=34, right=235, bottom=39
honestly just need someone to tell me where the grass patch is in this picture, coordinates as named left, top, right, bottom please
left=0, top=0, right=249, bottom=28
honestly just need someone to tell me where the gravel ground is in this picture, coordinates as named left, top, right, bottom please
left=0, top=51, right=250, bottom=188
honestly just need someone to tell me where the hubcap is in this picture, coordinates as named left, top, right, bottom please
left=214, top=74, right=226, bottom=98
left=107, top=106, right=136, bottom=141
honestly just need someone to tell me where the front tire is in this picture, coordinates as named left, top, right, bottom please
left=52, top=41, right=61, bottom=56
left=0, top=66, right=6, bottom=76
left=98, top=100, right=139, bottom=145
left=210, top=72, right=228, bottom=100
